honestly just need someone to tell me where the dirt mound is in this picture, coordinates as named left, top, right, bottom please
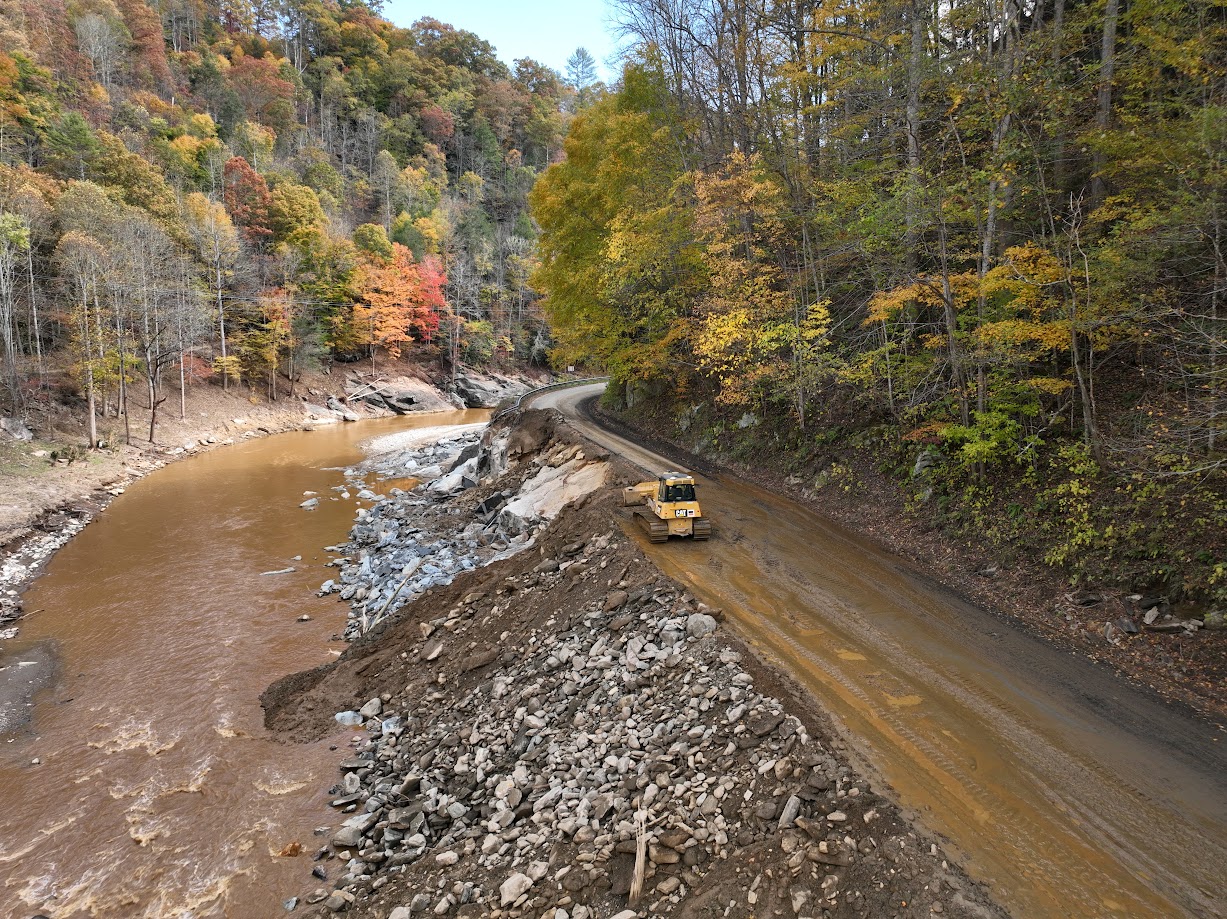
left=263, top=411, right=1003, bottom=919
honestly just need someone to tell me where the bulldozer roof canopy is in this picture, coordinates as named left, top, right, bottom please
left=659, top=472, right=695, bottom=485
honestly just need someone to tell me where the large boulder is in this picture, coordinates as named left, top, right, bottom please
left=326, top=396, right=360, bottom=422
left=0, top=417, right=32, bottom=442
left=452, top=371, right=533, bottom=409
left=302, top=403, right=341, bottom=425
left=348, top=375, right=455, bottom=414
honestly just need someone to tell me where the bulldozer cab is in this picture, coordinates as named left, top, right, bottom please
left=659, top=479, right=697, bottom=503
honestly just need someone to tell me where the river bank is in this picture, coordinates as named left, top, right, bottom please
left=0, top=407, right=507, bottom=918
left=264, top=409, right=1005, bottom=919
left=0, top=364, right=538, bottom=643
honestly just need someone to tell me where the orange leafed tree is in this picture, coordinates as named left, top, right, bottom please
left=354, top=244, right=444, bottom=358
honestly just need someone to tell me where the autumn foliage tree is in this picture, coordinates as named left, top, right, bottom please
left=353, top=243, right=444, bottom=359
left=0, top=0, right=555, bottom=451
left=222, top=156, right=273, bottom=246
left=532, top=1, right=1227, bottom=601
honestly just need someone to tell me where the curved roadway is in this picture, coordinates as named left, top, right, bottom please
left=531, top=382, right=1227, bottom=919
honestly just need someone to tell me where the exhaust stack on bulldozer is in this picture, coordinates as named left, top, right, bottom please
left=621, top=472, right=712, bottom=543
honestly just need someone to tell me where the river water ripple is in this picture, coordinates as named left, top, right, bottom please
left=0, top=410, right=486, bottom=918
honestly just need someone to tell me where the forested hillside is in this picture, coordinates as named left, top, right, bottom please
left=0, top=0, right=569, bottom=442
left=532, top=0, right=1226, bottom=602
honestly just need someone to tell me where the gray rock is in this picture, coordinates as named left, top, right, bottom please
left=778, top=794, right=802, bottom=829
left=327, top=396, right=360, bottom=422
left=331, top=811, right=377, bottom=848
left=0, top=416, right=32, bottom=441
left=911, top=449, right=937, bottom=478
left=360, top=697, right=382, bottom=718
left=499, top=872, right=533, bottom=905
left=324, top=891, right=352, bottom=912
left=687, top=613, right=717, bottom=638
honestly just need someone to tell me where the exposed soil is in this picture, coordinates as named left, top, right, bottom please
left=590, top=402, right=1226, bottom=727
left=263, top=411, right=1004, bottom=919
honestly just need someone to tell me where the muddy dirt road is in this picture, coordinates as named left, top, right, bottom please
left=534, top=383, right=1227, bottom=919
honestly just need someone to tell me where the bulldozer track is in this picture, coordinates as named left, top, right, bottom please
left=634, top=510, right=670, bottom=543
left=692, top=517, right=712, bottom=540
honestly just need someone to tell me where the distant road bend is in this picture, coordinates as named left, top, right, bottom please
left=529, top=381, right=1227, bottom=919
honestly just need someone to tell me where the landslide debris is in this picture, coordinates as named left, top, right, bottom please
left=264, top=410, right=1003, bottom=919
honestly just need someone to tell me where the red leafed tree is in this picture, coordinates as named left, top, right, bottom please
left=354, top=244, right=445, bottom=357
left=418, top=105, right=455, bottom=148
left=229, top=52, right=295, bottom=128
left=415, top=255, right=445, bottom=343
left=115, top=0, right=173, bottom=89
left=222, top=156, right=273, bottom=245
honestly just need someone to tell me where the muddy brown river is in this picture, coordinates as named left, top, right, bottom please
left=539, top=383, right=1227, bottom=919
left=0, top=411, right=486, bottom=918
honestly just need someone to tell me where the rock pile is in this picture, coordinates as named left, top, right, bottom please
left=278, top=412, right=999, bottom=919
left=301, top=535, right=983, bottom=919
left=321, top=415, right=610, bottom=639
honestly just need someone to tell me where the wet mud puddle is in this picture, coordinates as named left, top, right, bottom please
left=0, top=411, right=487, bottom=918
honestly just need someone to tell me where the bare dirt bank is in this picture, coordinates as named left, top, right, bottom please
left=1, top=362, right=539, bottom=638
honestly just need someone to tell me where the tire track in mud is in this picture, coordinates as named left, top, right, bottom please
left=669, top=533, right=1202, bottom=918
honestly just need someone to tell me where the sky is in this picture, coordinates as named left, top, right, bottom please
left=381, top=0, right=624, bottom=82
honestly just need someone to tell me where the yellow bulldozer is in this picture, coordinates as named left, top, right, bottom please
left=621, top=472, right=712, bottom=543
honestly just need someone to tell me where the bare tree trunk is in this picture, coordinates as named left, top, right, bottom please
left=1048, top=0, right=1068, bottom=195
left=1210, top=211, right=1223, bottom=452
left=111, top=293, right=131, bottom=445
left=1090, top=0, right=1119, bottom=208
left=80, top=288, right=98, bottom=449
left=26, top=244, right=42, bottom=386
left=179, top=327, right=187, bottom=421
left=936, top=188, right=970, bottom=426
left=216, top=258, right=228, bottom=391
left=1069, top=219, right=1102, bottom=457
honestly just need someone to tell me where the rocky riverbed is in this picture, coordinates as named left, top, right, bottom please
left=264, top=410, right=1004, bottom=919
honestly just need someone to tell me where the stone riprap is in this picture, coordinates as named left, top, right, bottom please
left=306, top=569, right=910, bottom=918
left=321, top=419, right=610, bottom=639
left=1, top=510, right=91, bottom=638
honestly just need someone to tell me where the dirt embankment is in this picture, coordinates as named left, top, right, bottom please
left=263, top=409, right=1004, bottom=919
left=589, top=403, right=1226, bottom=726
